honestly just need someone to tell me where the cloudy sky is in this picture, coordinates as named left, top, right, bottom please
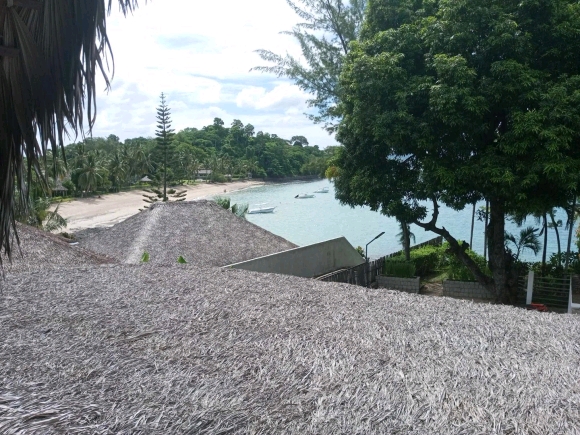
left=91, top=0, right=337, bottom=148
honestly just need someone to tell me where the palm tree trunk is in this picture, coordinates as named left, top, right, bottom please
left=402, top=221, right=411, bottom=261
left=565, top=196, right=577, bottom=270
left=470, top=202, right=475, bottom=248
left=542, top=213, right=548, bottom=266
left=484, top=200, right=489, bottom=261
left=549, top=210, right=561, bottom=258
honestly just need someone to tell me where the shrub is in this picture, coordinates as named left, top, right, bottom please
left=409, top=245, right=443, bottom=276
left=384, top=245, right=443, bottom=277
left=383, top=260, right=416, bottom=278
left=442, top=243, right=491, bottom=281
left=210, top=173, right=227, bottom=183
left=549, top=252, right=580, bottom=274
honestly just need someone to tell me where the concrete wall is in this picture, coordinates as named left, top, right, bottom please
left=443, top=280, right=494, bottom=300
left=224, top=237, right=365, bottom=278
left=377, top=276, right=420, bottom=294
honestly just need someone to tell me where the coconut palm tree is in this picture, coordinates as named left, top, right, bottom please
left=396, top=220, right=415, bottom=261
left=0, top=0, right=141, bottom=261
left=108, top=150, right=128, bottom=191
left=505, top=226, right=542, bottom=261
left=77, top=152, right=105, bottom=195
left=132, top=144, right=152, bottom=179
left=45, top=150, right=68, bottom=182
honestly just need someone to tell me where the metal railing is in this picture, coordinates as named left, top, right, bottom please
left=316, top=256, right=385, bottom=287
left=520, top=271, right=572, bottom=312
left=316, top=236, right=443, bottom=287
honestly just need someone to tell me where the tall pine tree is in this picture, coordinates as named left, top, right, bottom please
left=155, top=93, right=175, bottom=201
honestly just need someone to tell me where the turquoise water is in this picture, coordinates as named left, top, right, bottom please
left=225, top=180, right=576, bottom=261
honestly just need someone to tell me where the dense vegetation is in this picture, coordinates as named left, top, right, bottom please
left=385, top=243, right=580, bottom=282
left=334, top=0, right=580, bottom=302
left=41, top=118, right=338, bottom=196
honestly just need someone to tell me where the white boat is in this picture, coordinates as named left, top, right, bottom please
left=314, top=187, right=329, bottom=193
left=295, top=193, right=315, bottom=199
left=248, top=203, right=276, bottom=214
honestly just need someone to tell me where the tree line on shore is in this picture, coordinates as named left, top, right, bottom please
left=38, top=118, right=338, bottom=197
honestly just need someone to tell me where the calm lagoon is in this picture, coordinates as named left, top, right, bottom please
left=225, top=179, right=574, bottom=261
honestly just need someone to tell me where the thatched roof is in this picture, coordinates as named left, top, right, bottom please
left=77, top=200, right=297, bottom=266
left=1, top=264, right=579, bottom=433
left=0, top=224, right=113, bottom=274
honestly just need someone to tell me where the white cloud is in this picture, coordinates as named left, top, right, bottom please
left=236, top=83, right=309, bottom=111
left=89, top=0, right=338, bottom=148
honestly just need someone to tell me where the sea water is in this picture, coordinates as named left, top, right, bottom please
left=226, top=179, right=575, bottom=261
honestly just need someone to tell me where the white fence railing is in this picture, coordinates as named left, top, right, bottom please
left=523, top=271, right=578, bottom=313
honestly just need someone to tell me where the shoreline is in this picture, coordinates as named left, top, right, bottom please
left=56, top=180, right=265, bottom=232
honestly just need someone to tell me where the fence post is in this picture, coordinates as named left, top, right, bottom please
left=526, top=271, right=534, bottom=305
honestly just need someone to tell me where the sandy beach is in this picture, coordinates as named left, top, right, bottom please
left=56, top=180, right=264, bottom=232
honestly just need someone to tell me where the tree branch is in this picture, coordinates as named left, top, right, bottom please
left=414, top=197, right=495, bottom=292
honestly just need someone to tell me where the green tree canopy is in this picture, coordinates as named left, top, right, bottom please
left=335, top=0, right=580, bottom=302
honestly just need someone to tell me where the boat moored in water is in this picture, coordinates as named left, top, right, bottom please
left=248, top=203, right=276, bottom=214
left=314, top=187, right=329, bottom=193
left=295, top=193, right=315, bottom=199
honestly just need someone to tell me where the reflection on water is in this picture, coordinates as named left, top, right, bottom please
left=225, top=179, right=574, bottom=261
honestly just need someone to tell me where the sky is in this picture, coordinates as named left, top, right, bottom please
left=90, top=0, right=338, bottom=148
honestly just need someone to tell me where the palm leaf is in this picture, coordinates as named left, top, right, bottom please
left=0, top=0, right=142, bottom=264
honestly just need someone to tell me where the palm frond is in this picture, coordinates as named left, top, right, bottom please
left=0, top=0, right=142, bottom=264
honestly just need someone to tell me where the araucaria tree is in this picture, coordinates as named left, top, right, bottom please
left=155, top=93, right=175, bottom=201
left=335, top=0, right=580, bottom=302
left=254, top=0, right=367, bottom=132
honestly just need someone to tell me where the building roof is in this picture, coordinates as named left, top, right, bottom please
left=1, top=264, right=579, bottom=433
left=76, top=200, right=297, bottom=266
left=0, top=223, right=113, bottom=274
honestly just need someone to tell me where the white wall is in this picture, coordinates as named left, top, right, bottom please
left=224, top=237, right=365, bottom=278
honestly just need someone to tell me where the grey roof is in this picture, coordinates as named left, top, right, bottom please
left=77, top=200, right=297, bottom=266
left=0, top=224, right=113, bottom=274
left=1, top=265, right=579, bottom=433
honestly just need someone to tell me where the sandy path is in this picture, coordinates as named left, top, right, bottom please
left=56, top=180, right=264, bottom=232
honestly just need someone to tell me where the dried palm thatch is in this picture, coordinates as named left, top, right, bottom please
left=77, top=200, right=297, bottom=266
left=1, top=264, right=579, bottom=433
left=0, top=223, right=113, bottom=274
left=0, top=0, right=141, bottom=264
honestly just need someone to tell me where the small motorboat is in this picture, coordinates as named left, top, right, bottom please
left=314, top=187, right=329, bottom=193
left=295, top=193, right=315, bottom=199
left=248, top=203, right=276, bottom=214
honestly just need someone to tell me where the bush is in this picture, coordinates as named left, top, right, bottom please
left=383, top=260, right=416, bottom=278
left=549, top=252, right=580, bottom=274
left=384, top=245, right=443, bottom=277
left=409, top=245, right=443, bottom=276
left=442, top=243, right=491, bottom=281
left=210, top=173, right=227, bottom=183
